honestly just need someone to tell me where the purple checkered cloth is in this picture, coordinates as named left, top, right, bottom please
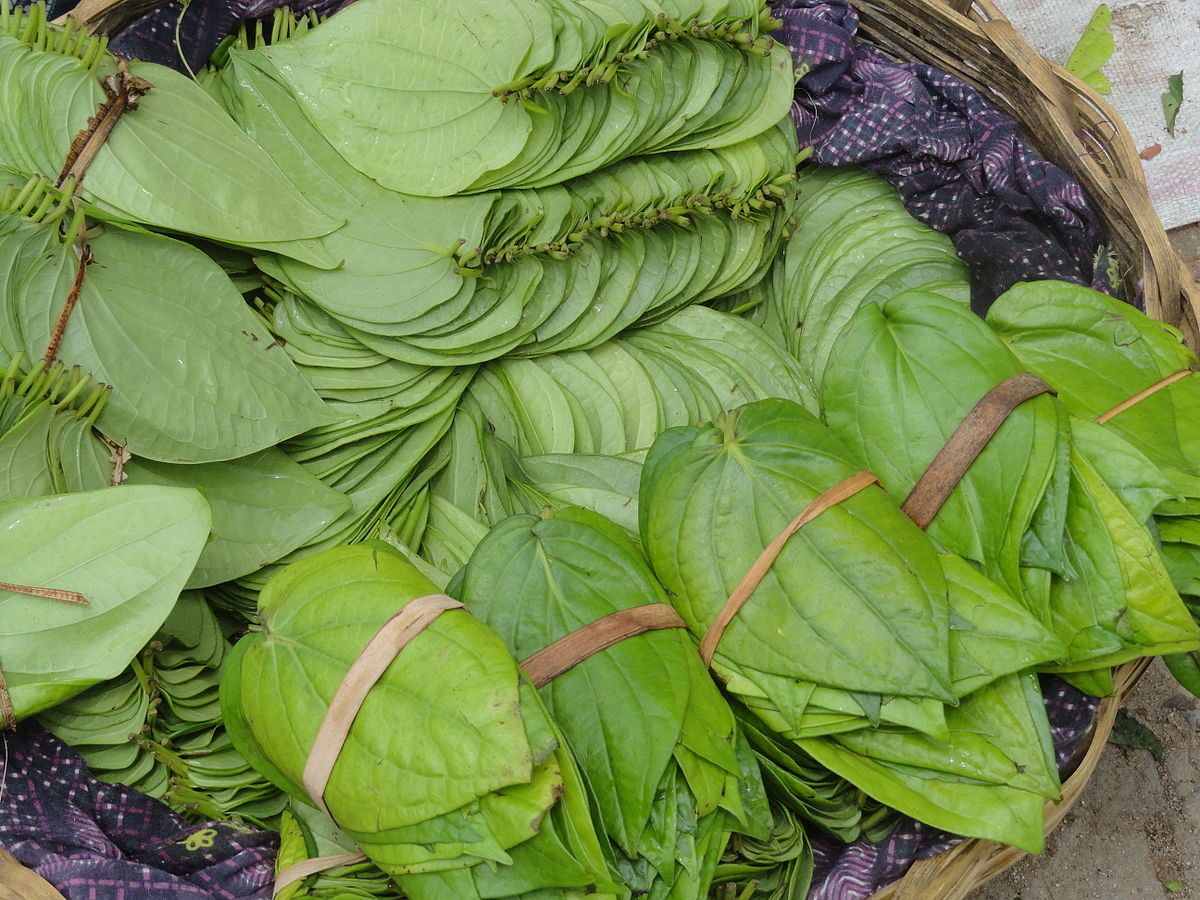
left=772, top=0, right=1112, bottom=314
left=808, top=676, right=1100, bottom=899
left=0, top=725, right=276, bottom=899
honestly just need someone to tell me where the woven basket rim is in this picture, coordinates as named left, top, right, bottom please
left=39, top=0, right=1196, bottom=896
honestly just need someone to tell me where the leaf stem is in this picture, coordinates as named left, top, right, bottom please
left=0, top=581, right=88, bottom=604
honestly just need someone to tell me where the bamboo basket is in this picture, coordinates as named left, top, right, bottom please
left=44, top=0, right=1200, bottom=898
left=852, top=0, right=1199, bottom=895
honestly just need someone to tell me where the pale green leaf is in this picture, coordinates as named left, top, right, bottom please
left=0, top=485, right=210, bottom=719
left=2, top=219, right=337, bottom=462
left=1163, top=71, right=1184, bottom=136
left=1064, top=5, right=1114, bottom=95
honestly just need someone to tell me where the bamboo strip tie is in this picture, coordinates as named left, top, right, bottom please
left=1095, top=370, right=1194, bottom=424
left=520, top=604, right=687, bottom=688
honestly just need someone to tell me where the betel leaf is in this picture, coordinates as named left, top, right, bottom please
left=1064, top=5, right=1114, bottom=95
left=0, top=358, right=111, bottom=501
left=0, top=10, right=339, bottom=260
left=1039, top=446, right=1200, bottom=671
left=276, top=802, right=400, bottom=897
left=456, top=506, right=755, bottom=897
left=504, top=453, right=643, bottom=533
left=256, top=0, right=791, bottom=196
left=1163, top=71, right=1184, bottom=136
left=1164, top=651, right=1200, bottom=698
left=224, top=543, right=532, bottom=821
left=0, top=485, right=210, bottom=720
left=1069, top=417, right=1174, bottom=525
left=640, top=397, right=954, bottom=703
left=763, top=166, right=968, bottom=392
left=987, top=280, right=1200, bottom=478
left=941, top=554, right=1065, bottom=696
left=124, top=449, right=352, bottom=588
left=259, top=0, right=546, bottom=196
left=38, top=591, right=287, bottom=823
left=0, top=212, right=338, bottom=463
left=822, top=290, right=1061, bottom=609
left=217, top=49, right=497, bottom=332
left=713, top=803, right=813, bottom=900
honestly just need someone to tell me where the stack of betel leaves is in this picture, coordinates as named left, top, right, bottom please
left=2, top=0, right=1199, bottom=897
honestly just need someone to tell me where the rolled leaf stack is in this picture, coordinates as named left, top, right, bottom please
left=711, top=804, right=813, bottom=900
left=39, top=592, right=287, bottom=823
left=452, top=506, right=771, bottom=898
left=0, top=352, right=112, bottom=499
left=639, top=398, right=1067, bottom=850
left=820, top=289, right=1200, bottom=693
left=986, top=281, right=1200, bottom=694
left=213, top=27, right=798, bottom=366
left=221, top=542, right=623, bottom=898
left=248, top=0, right=793, bottom=197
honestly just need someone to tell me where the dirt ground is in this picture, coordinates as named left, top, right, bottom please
left=973, top=661, right=1200, bottom=900
left=974, top=225, right=1200, bottom=900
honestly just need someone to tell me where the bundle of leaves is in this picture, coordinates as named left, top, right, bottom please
left=819, top=290, right=1200, bottom=697
left=451, top=506, right=772, bottom=897
left=985, top=281, right=1200, bottom=695
left=213, top=35, right=800, bottom=364
left=221, top=542, right=622, bottom=898
left=236, top=0, right=793, bottom=196
left=639, top=397, right=1069, bottom=851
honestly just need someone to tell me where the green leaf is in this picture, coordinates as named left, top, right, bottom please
left=988, top=281, right=1200, bottom=478
left=0, top=217, right=337, bottom=462
left=222, top=541, right=616, bottom=893
left=124, top=449, right=352, bottom=587
left=0, top=485, right=210, bottom=720
left=1163, top=71, right=1184, bottom=136
left=823, top=291, right=1061, bottom=608
left=941, top=554, right=1066, bottom=696
left=255, top=0, right=793, bottom=196
left=799, top=674, right=1057, bottom=853
left=1164, top=651, right=1200, bottom=699
left=640, top=398, right=954, bottom=703
left=0, top=29, right=339, bottom=259
left=1041, top=447, right=1200, bottom=669
left=457, top=506, right=750, bottom=896
left=259, top=0, right=546, bottom=196
left=1064, top=5, right=1114, bottom=95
